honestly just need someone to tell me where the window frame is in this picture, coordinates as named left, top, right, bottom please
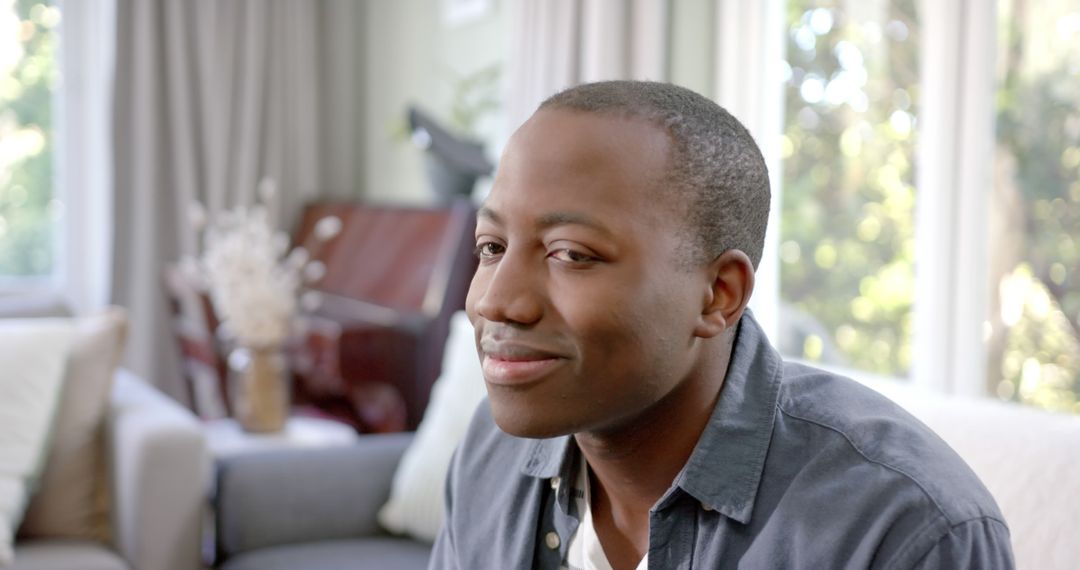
left=55, top=0, right=116, bottom=315
left=714, top=0, right=999, bottom=396
left=910, top=0, right=995, bottom=396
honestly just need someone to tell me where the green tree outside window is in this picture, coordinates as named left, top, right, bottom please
left=0, top=0, right=58, bottom=277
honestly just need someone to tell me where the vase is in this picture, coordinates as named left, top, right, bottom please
left=229, top=346, right=290, bottom=433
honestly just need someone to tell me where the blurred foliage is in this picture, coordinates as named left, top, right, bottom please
left=0, top=0, right=57, bottom=277
left=993, top=0, right=1080, bottom=414
left=779, top=0, right=919, bottom=375
left=996, top=265, right=1080, bottom=413
left=386, top=63, right=501, bottom=147
left=780, top=0, right=1080, bottom=414
left=446, top=63, right=501, bottom=137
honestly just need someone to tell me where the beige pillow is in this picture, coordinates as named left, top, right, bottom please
left=17, top=307, right=128, bottom=543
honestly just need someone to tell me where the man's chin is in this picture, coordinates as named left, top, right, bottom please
left=490, top=405, right=574, bottom=440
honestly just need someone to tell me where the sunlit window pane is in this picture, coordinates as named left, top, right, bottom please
left=0, top=0, right=59, bottom=278
left=778, top=0, right=918, bottom=376
left=988, top=0, right=1080, bottom=414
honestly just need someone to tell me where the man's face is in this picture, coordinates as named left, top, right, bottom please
left=466, top=109, right=712, bottom=438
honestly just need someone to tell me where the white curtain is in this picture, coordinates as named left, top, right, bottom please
left=713, top=0, right=785, bottom=341
left=111, top=0, right=361, bottom=401
left=504, top=0, right=669, bottom=134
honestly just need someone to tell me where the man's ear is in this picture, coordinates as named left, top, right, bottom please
left=694, top=249, right=755, bottom=339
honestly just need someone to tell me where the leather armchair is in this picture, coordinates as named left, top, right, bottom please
left=290, top=199, right=478, bottom=431
left=165, top=199, right=478, bottom=433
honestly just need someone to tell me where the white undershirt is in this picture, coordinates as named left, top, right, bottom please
left=562, top=460, right=648, bottom=570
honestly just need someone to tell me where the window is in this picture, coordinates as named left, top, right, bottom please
left=988, top=0, right=1080, bottom=414
left=702, top=0, right=1080, bottom=413
left=778, top=0, right=919, bottom=377
left=0, top=0, right=60, bottom=283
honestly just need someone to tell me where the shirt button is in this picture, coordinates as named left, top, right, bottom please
left=550, top=476, right=561, bottom=490
left=545, top=531, right=561, bottom=550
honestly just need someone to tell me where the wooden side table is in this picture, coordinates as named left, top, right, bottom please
left=203, top=416, right=360, bottom=458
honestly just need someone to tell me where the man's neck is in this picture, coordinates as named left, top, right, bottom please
left=572, top=334, right=734, bottom=568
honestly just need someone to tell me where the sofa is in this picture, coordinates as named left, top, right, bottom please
left=212, top=376, right=1080, bottom=570
left=210, top=310, right=489, bottom=570
left=12, top=369, right=208, bottom=570
left=3, top=297, right=207, bottom=570
left=214, top=433, right=429, bottom=570
left=209, top=309, right=1080, bottom=570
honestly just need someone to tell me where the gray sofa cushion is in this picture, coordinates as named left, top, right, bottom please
left=11, top=540, right=127, bottom=570
left=219, top=537, right=431, bottom=570
left=215, top=434, right=414, bottom=560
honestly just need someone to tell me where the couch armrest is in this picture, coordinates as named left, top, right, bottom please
left=107, top=369, right=208, bottom=570
left=214, top=432, right=413, bottom=561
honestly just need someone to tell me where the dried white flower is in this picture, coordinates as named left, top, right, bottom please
left=303, top=260, right=327, bottom=283
left=188, top=201, right=207, bottom=230
left=271, top=231, right=290, bottom=256
left=258, top=177, right=277, bottom=203
left=286, top=247, right=310, bottom=269
left=313, top=216, right=343, bottom=241
left=188, top=182, right=336, bottom=350
left=178, top=255, right=205, bottom=288
left=300, top=290, right=322, bottom=312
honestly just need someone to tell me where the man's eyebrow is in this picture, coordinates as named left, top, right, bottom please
left=535, top=211, right=613, bottom=236
left=477, top=206, right=502, bottom=225
left=477, top=207, right=613, bottom=236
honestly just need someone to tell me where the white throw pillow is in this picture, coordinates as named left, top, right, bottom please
left=0, top=319, right=76, bottom=565
left=378, top=311, right=487, bottom=542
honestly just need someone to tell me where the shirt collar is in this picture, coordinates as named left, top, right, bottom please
left=672, top=310, right=782, bottom=524
left=519, top=310, right=783, bottom=525
left=521, top=432, right=571, bottom=479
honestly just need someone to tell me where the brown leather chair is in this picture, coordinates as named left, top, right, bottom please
left=291, top=199, right=478, bottom=431
left=164, top=199, right=478, bottom=432
left=162, top=263, right=231, bottom=419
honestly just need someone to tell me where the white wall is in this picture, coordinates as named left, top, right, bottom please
left=360, top=0, right=510, bottom=204
left=668, top=0, right=714, bottom=99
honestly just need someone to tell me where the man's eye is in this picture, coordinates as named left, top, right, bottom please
left=550, top=249, right=596, bottom=263
left=474, top=242, right=505, bottom=259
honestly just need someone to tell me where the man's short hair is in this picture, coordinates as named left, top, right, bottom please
left=540, top=81, right=771, bottom=269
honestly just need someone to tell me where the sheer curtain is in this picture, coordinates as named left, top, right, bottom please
left=111, top=0, right=361, bottom=400
left=713, top=0, right=785, bottom=341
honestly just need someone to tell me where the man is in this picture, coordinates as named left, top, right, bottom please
left=431, top=81, right=1013, bottom=569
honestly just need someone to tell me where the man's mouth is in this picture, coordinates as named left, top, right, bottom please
left=480, top=342, right=565, bottom=386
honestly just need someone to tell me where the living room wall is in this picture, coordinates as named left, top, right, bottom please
left=667, top=0, right=715, bottom=100
left=359, top=0, right=510, bottom=205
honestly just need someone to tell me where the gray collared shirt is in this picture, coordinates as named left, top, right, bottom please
left=430, top=313, right=1014, bottom=569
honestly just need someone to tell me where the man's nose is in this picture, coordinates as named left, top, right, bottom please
left=471, top=252, right=544, bottom=326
